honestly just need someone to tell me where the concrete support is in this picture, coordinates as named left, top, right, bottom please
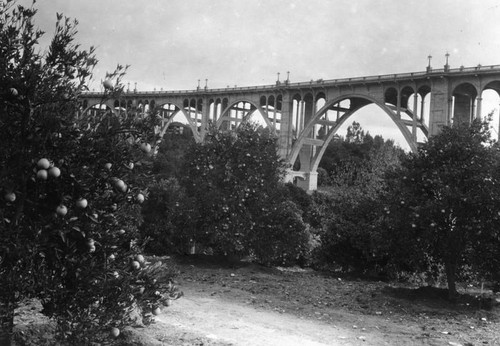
left=420, top=95, right=425, bottom=121
left=295, top=171, right=318, bottom=193
left=428, top=79, right=450, bottom=136
left=201, top=97, right=209, bottom=140
left=277, top=93, right=293, bottom=159
left=412, top=92, right=418, bottom=140
left=476, top=97, right=482, bottom=119
left=298, top=97, right=315, bottom=172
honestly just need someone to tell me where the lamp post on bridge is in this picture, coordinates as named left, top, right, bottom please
left=427, top=55, right=432, bottom=73
left=444, top=52, right=450, bottom=72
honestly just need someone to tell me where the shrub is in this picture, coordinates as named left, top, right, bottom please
left=250, top=199, right=313, bottom=266
left=140, top=178, right=197, bottom=254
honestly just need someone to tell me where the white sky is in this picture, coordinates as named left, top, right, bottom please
left=24, top=0, right=500, bottom=148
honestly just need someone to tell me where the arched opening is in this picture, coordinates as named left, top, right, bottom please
left=266, top=95, right=281, bottom=132
left=481, top=81, right=500, bottom=141
left=335, top=103, right=411, bottom=150
left=289, top=95, right=418, bottom=182
left=452, top=83, right=478, bottom=125
left=384, top=87, right=398, bottom=107
left=400, top=86, right=414, bottom=110
left=218, top=100, right=260, bottom=131
left=291, top=94, right=302, bottom=138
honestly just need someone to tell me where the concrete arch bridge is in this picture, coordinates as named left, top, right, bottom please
left=80, top=64, right=500, bottom=191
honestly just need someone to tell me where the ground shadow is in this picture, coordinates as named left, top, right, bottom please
left=382, top=285, right=499, bottom=312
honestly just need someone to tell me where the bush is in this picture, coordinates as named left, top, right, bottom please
left=312, top=190, right=388, bottom=273
left=140, top=178, right=197, bottom=254
left=250, top=199, right=313, bottom=266
left=175, top=122, right=313, bottom=265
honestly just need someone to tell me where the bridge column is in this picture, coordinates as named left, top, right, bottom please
left=428, top=79, right=451, bottom=136
left=277, top=93, right=293, bottom=159
left=454, top=94, right=472, bottom=124
left=297, top=97, right=316, bottom=172
left=298, top=96, right=315, bottom=172
left=295, top=172, right=318, bottom=193
left=476, top=97, right=482, bottom=120
left=412, top=92, right=418, bottom=141
left=201, top=97, right=209, bottom=140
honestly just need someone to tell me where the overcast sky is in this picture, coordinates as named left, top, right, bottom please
left=25, top=0, right=500, bottom=148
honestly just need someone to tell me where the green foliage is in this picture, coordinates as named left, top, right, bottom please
left=312, top=129, right=403, bottom=273
left=180, top=122, right=283, bottom=256
left=346, top=121, right=365, bottom=143
left=152, top=125, right=194, bottom=179
left=311, top=187, right=389, bottom=273
left=384, top=118, right=500, bottom=298
left=171, top=122, right=312, bottom=265
left=0, top=2, right=177, bottom=344
left=318, top=122, right=403, bottom=188
left=250, top=199, right=312, bottom=266
left=140, top=178, right=196, bottom=254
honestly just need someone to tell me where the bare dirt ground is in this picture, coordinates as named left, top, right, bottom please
left=14, top=255, right=500, bottom=345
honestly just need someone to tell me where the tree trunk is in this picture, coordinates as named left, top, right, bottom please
left=445, top=261, right=457, bottom=301
left=0, top=300, right=14, bottom=346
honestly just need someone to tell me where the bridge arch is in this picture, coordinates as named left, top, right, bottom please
left=155, top=101, right=202, bottom=142
left=216, top=98, right=274, bottom=131
left=288, top=93, right=424, bottom=178
left=80, top=100, right=118, bottom=118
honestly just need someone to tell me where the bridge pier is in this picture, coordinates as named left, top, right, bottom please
left=277, top=95, right=293, bottom=158
left=295, top=171, right=318, bottom=193
left=284, top=170, right=318, bottom=193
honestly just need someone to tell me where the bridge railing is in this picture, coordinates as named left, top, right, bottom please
left=82, top=64, right=500, bottom=97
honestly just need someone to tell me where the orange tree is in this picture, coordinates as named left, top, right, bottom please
left=0, top=2, right=176, bottom=345
left=179, top=122, right=312, bottom=265
left=383, top=119, right=500, bottom=299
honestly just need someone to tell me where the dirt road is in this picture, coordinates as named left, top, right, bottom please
left=154, top=286, right=385, bottom=346
left=124, top=256, right=499, bottom=346
left=14, top=255, right=500, bottom=345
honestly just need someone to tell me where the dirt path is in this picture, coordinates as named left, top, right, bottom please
left=154, top=286, right=380, bottom=346
left=13, top=255, right=500, bottom=345
left=131, top=285, right=476, bottom=346
left=123, top=256, right=499, bottom=346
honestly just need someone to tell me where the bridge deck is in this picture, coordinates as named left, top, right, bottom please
left=83, top=64, right=500, bottom=97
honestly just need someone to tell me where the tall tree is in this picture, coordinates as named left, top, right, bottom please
left=385, top=118, right=500, bottom=299
left=179, top=122, right=311, bottom=265
left=0, top=2, right=176, bottom=344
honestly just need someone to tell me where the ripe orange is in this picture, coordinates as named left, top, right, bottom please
left=103, top=79, right=114, bottom=90
left=48, top=166, right=61, bottom=178
left=37, top=158, right=50, bottom=169
left=36, top=169, right=48, bottom=180
left=56, top=205, right=68, bottom=216
left=110, top=327, right=120, bottom=338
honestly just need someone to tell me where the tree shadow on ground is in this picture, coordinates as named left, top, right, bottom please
left=382, top=285, right=499, bottom=313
